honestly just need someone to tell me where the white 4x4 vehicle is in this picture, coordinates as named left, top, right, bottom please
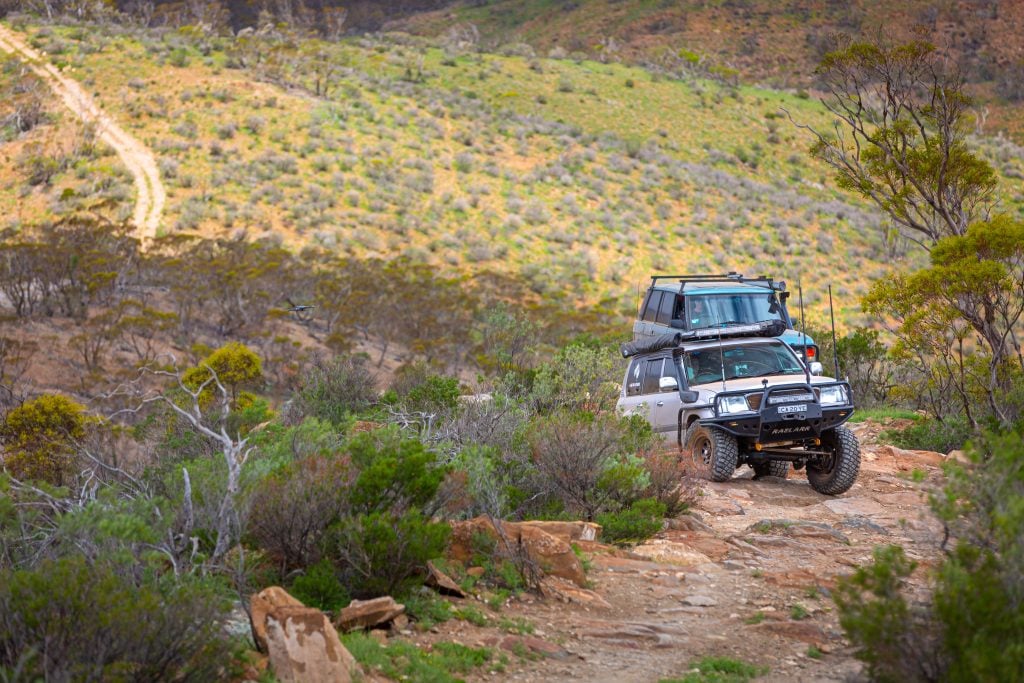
left=616, top=321, right=860, bottom=495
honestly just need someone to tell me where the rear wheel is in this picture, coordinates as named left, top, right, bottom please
left=807, top=426, right=860, bottom=495
left=684, top=423, right=738, bottom=482
left=752, top=460, right=789, bottom=479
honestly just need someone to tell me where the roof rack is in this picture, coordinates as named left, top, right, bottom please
left=647, top=272, right=786, bottom=291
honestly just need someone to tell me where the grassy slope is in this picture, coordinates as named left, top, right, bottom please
left=0, top=18, right=943, bottom=328
left=0, top=55, right=131, bottom=225
left=394, top=0, right=1024, bottom=140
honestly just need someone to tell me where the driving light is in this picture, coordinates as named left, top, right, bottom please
left=716, top=395, right=751, bottom=415
left=819, top=385, right=848, bottom=406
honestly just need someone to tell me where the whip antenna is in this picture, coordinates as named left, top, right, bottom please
left=828, top=284, right=840, bottom=379
left=798, top=280, right=810, bottom=385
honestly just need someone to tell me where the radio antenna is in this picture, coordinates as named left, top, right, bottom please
left=715, top=306, right=727, bottom=391
left=798, top=280, right=810, bottom=385
left=828, top=284, right=840, bottom=379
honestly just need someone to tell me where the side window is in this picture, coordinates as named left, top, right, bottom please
left=642, top=291, right=663, bottom=322
left=637, top=290, right=653, bottom=320
left=626, top=359, right=644, bottom=396
left=656, top=292, right=676, bottom=325
left=642, top=358, right=664, bottom=394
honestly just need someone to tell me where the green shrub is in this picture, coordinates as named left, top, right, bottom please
left=1, top=393, right=87, bottom=485
left=596, top=498, right=666, bottom=546
left=347, top=429, right=447, bottom=514
left=833, top=545, right=944, bottom=682
left=341, top=632, right=495, bottom=682
left=289, top=559, right=350, bottom=612
left=290, top=355, right=378, bottom=425
left=884, top=415, right=971, bottom=453
left=836, top=428, right=1024, bottom=680
left=660, top=655, right=767, bottom=682
left=0, top=556, right=234, bottom=681
left=324, top=509, right=450, bottom=598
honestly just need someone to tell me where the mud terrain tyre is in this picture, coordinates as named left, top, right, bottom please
left=684, top=423, right=738, bottom=482
left=752, top=460, right=789, bottom=479
left=807, top=426, right=860, bottom=495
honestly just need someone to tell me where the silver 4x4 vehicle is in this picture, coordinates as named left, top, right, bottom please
left=634, top=273, right=819, bottom=364
left=616, top=321, right=860, bottom=495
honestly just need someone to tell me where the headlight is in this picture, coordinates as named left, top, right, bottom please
left=716, top=395, right=751, bottom=415
left=819, top=385, right=848, bottom=406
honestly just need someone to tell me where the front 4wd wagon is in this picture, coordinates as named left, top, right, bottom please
left=617, top=321, right=860, bottom=495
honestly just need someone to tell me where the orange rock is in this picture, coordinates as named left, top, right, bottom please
left=425, top=560, right=466, bottom=597
left=335, top=596, right=405, bottom=632
left=516, top=520, right=601, bottom=543
left=250, top=586, right=303, bottom=653
left=448, top=516, right=587, bottom=587
left=265, top=606, right=356, bottom=683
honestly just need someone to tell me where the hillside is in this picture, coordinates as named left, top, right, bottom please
left=0, top=16, right=926, bottom=327
left=391, top=0, right=1024, bottom=141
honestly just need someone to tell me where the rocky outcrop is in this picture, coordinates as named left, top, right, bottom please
left=250, top=586, right=304, bottom=653
left=249, top=587, right=357, bottom=683
left=448, top=516, right=587, bottom=587
left=265, top=607, right=356, bottom=683
left=516, top=520, right=601, bottom=543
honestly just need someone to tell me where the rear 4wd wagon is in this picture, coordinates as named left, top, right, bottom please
left=634, top=273, right=819, bottom=364
left=617, top=321, right=860, bottom=495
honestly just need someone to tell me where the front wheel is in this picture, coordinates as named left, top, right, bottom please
left=684, top=423, right=738, bottom=482
left=807, top=426, right=860, bottom=495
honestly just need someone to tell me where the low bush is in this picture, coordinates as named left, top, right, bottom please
left=597, top=498, right=666, bottom=546
left=247, top=447, right=352, bottom=575
left=883, top=415, right=971, bottom=453
left=288, top=355, right=378, bottom=425
left=0, top=556, right=234, bottom=681
left=325, top=509, right=450, bottom=598
left=289, top=559, right=350, bottom=612
left=835, top=429, right=1024, bottom=681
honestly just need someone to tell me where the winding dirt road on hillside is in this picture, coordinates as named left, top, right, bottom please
left=0, top=24, right=164, bottom=242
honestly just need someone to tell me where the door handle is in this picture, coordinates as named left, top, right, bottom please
left=656, top=401, right=665, bottom=407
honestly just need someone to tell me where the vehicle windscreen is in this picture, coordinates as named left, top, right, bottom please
left=683, top=341, right=805, bottom=384
left=685, top=294, right=784, bottom=329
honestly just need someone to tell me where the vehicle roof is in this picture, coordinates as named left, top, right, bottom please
left=650, top=281, right=777, bottom=295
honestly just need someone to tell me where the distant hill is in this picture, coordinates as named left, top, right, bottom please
left=388, top=0, right=1024, bottom=141
left=4, top=12, right=1023, bottom=331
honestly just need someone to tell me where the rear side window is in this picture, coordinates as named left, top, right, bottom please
left=642, top=358, right=664, bottom=394
left=656, top=292, right=675, bottom=325
left=642, top=291, right=663, bottom=322
left=626, top=359, right=644, bottom=396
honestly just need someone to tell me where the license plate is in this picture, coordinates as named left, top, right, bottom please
left=778, top=404, right=807, bottom=414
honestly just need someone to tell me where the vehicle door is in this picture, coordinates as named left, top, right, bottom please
left=618, top=356, right=649, bottom=418
left=643, top=356, right=683, bottom=441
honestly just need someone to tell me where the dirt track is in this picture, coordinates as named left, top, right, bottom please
left=0, top=23, right=164, bottom=242
left=406, top=421, right=947, bottom=682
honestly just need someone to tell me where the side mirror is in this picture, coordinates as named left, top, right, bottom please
left=659, top=376, right=678, bottom=392
left=679, top=390, right=699, bottom=403
left=809, top=362, right=824, bottom=376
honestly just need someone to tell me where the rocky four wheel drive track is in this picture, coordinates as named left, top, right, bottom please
left=399, top=421, right=949, bottom=682
left=0, top=23, right=164, bottom=242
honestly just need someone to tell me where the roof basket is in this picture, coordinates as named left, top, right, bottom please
left=620, top=319, right=788, bottom=358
